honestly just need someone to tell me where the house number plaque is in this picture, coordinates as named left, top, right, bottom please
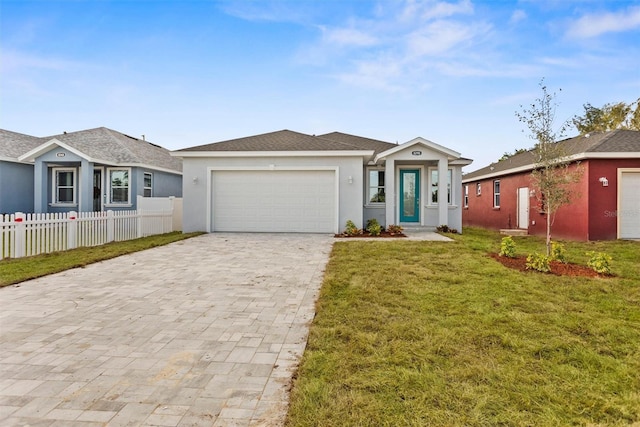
left=56, top=152, right=65, bottom=157
left=411, top=150, right=422, bottom=156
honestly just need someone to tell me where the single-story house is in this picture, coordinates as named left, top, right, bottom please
left=461, top=129, right=640, bottom=240
left=0, top=129, right=44, bottom=214
left=0, top=127, right=182, bottom=214
left=173, top=130, right=472, bottom=233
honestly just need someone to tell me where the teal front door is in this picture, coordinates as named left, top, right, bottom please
left=400, top=169, right=420, bottom=222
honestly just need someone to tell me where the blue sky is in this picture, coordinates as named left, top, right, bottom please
left=2, top=0, right=639, bottom=171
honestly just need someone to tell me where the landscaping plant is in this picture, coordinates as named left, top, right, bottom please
left=343, top=220, right=361, bottom=236
left=386, top=224, right=403, bottom=235
left=499, top=236, right=517, bottom=258
left=586, top=251, right=613, bottom=275
left=516, top=80, right=584, bottom=256
left=436, top=224, right=458, bottom=234
left=550, top=241, right=567, bottom=263
left=526, top=252, right=551, bottom=272
left=366, top=219, right=382, bottom=236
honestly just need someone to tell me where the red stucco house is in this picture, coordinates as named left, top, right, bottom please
left=462, top=130, right=640, bottom=240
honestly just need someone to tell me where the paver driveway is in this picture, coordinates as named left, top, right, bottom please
left=0, top=233, right=333, bottom=426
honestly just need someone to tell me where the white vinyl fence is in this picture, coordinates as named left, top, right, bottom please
left=0, top=210, right=173, bottom=260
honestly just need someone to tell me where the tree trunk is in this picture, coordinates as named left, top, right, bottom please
left=546, top=211, right=552, bottom=256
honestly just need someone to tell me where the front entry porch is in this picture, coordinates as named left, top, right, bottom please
left=370, top=136, right=471, bottom=232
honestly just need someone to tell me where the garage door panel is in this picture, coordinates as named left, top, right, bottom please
left=212, top=170, right=336, bottom=233
left=620, top=172, right=640, bottom=239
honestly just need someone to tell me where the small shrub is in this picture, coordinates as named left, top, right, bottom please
left=499, top=236, right=517, bottom=258
left=437, top=225, right=459, bottom=234
left=550, top=241, right=567, bottom=263
left=526, top=252, right=550, bottom=273
left=366, top=219, right=382, bottom=236
left=586, top=251, right=612, bottom=275
left=344, top=220, right=361, bottom=236
left=387, top=224, right=403, bottom=234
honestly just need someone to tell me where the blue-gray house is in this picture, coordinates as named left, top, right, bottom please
left=0, top=129, right=44, bottom=214
left=1, top=127, right=182, bottom=214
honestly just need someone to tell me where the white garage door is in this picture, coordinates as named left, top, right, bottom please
left=619, top=171, right=640, bottom=239
left=212, top=170, right=336, bottom=233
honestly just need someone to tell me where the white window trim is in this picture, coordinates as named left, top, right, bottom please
left=464, top=184, right=469, bottom=208
left=105, top=167, right=132, bottom=207
left=143, top=172, right=153, bottom=197
left=493, top=179, right=501, bottom=208
left=427, top=167, right=453, bottom=206
left=366, top=167, right=386, bottom=206
left=51, top=167, right=77, bottom=206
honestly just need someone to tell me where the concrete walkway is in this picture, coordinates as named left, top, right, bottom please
left=0, top=233, right=333, bottom=427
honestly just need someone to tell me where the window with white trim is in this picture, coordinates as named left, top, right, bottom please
left=53, top=168, right=76, bottom=204
left=429, top=168, right=452, bottom=205
left=108, top=168, right=130, bottom=204
left=143, top=172, right=153, bottom=197
left=367, top=169, right=385, bottom=203
left=464, top=185, right=469, bottom=208
left=493, top=180, right=501, bottom=208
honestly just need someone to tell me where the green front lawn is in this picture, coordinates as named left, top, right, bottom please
left=287, top=228, right=640, bottom=426
left=0, top=231, right=203, bottom=287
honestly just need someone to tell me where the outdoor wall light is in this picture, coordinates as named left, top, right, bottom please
left=192, top=176, right=199, bottom=184
left=599, top=177, right=609, bottom=187
left=348, top=176, right=353, bottom=184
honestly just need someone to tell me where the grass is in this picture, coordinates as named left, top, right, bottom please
left=0, top=231, right=203, bottom=287
left=286, top=227, right=640, bottom=426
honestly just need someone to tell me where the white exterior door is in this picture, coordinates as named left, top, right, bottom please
left=211, top=170, right=336, bottom=233
left=518, top=187, right=529, bottom=229
left=619, top=171, right=640, bottom=239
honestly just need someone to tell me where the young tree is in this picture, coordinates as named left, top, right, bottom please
left=516, top=80, right=583, bottom=256
left=572, top=98, right=640, bottom=133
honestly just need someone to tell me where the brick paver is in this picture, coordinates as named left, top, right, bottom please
left=0, top=233, right=333, bottom=426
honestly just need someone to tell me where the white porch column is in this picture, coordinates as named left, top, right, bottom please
left=385, top=159, right=395, bottom=226
left=437, top=158, right=448, bottom=227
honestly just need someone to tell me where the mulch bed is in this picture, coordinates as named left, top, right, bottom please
left=490, top=253, right=612, bottom=278
left=335, top=231, right=407, bottom=238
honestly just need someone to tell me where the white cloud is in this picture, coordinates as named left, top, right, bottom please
left=217, top=0, right=315, bottom=24
left=406, top=20, right=487, bottom=57
left=322, top=27, right=378, bottom=47
left=510, top=9, right=527, bottom=25
left=400, top=0, right=473, bottom=22
left=335, top=57, right=404, bottom=92
left=566, top=6, right=640, bottom=38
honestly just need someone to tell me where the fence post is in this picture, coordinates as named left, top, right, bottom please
left=137, top=210, right=144, bottom=238
left=14, top=212, right=26, bottom=258
left=67, top=211, right=78, bottom=249
left=107, top=210, right=115, bottom=242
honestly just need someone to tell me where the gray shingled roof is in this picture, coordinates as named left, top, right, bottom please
left=3, top=127, right=181, bottom=172
left=23, top=127, right=181, bottom=172
left=317, top=132, right=397, bottom=156
left=463, top=129, right=640, bottom=181
left=0, top=129, right=44, bottom=160
left=176, top=129, right=388, bottom=153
